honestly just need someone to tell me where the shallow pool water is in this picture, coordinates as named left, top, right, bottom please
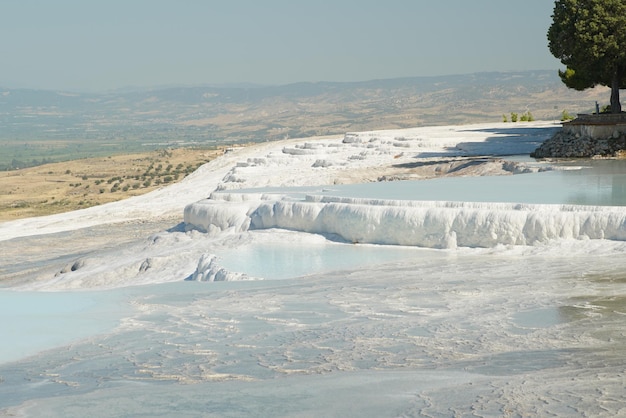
left=0, top=290, right=130, bottom=364
left=217, top=239, right=441, bottom=280
left=323, top=160, right=626, bottom=206
left=233, top=159, right=626, bottom=206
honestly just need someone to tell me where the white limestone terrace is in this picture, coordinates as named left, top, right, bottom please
left=11, top=119, right=626, bottom=290
left=212, top=121, right=560, bottom=191
left=184, top=120, right=626, bottom=248
left=0, top=121, right=558, bottom=243
left=188, top=194, right=626, bottom=249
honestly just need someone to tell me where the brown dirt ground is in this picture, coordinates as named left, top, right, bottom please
left=0, top=148, right=224, bottom=222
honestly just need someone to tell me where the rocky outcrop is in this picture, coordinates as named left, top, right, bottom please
left=531, top=128, right=626, bottom=158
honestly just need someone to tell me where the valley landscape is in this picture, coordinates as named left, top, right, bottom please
left=0, top=71, right=608, bottom=167
left=0, top=71, right=609, bottom=219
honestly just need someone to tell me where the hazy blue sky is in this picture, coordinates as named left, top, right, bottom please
left=0, top=0, right=560, bottom=91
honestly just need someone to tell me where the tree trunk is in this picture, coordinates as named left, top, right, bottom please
left=611, top=68, right=622, bottom=113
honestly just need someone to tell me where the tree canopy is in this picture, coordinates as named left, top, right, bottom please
left=547, top=0, right=626, bottom=113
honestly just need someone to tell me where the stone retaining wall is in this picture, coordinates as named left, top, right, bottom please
left=568, top=113, right=626, bottom=125
left=563, top=114, right=626, bottom=139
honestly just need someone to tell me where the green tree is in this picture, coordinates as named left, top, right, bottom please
left=547, top=0, right=626, bottom=113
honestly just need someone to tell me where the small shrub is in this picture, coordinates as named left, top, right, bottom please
left=502, top=114, right=508, bottom=123
left=561, top=110, right=575, bottom=121
left=510, top=112, right=518, bottom=123
left=520, top=111, right=534, bottom=122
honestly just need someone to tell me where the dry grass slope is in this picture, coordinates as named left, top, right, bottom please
left=0, top=148, right=222, bottom=221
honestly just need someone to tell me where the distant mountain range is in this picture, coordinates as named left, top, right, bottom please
left=0, top=70, right=609, bottom=146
